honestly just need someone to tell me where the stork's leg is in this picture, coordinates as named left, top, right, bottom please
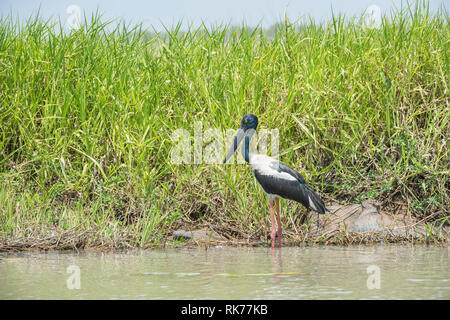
left=270, top=201, right=276, bottom=249
left=275, top=198, right=282, bottom=248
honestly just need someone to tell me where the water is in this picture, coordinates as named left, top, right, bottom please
left=0, top=246, right=449, bottom=299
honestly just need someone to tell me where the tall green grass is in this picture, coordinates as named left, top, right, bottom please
left=0, top=2, right=448, bottom=248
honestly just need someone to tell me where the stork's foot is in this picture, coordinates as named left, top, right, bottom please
left=270, top=230, right=283, bottom=248
left=276, top=229, right=282, bottom=248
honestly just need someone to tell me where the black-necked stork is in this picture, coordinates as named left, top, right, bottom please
left=223, top=114, right=326, bottom=248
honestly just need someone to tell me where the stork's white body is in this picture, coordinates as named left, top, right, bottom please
left=248, top=154, right=295, bottom=202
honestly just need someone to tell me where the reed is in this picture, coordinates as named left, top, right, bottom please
left=0, top=2, right=448, bottom=249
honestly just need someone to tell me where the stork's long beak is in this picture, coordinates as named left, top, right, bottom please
left=223, top=127, right=245, bottom=164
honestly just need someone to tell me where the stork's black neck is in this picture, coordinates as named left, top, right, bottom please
left=242, top=129, right=255, bottom=163
left=244, top=136, right=250, bottom=163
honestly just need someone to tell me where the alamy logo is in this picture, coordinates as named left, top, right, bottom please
left=66, top=265, right=81, bottom=290
left=67, top=4, right=81, bottom=30
left=366, top=265, right=381, bottom=289
left=364, top=5, right=382, bottom=29
left=170, top=121, right=279, bottom=164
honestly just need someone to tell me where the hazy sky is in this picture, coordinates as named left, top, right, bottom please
left=0, top=0, right=447, bottom=31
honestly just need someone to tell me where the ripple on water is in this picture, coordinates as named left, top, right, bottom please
left=0, top=246, right=449, bottom=299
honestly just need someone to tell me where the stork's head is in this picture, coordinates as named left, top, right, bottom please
left=223, top=114, right=259, bottom=164
left=240, top=114, right=258, bottom=131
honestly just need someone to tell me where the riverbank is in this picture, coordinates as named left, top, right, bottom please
left=1, top=200, right=449, bottom=252
left=0, top=4, right=449, bottom=251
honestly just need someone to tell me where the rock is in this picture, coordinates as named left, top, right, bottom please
left=310, top=200, right=448, bottom=239
left=173, top=229, right=226, bottom=242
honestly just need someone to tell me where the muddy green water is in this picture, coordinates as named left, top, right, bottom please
left=0, top=246, right=449, bottom=300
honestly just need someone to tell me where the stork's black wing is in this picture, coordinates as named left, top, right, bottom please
left=277, top=163, right=307, bottom=184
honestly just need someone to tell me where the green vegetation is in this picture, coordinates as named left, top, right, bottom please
left=0, top=3, right=448, bottom=250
